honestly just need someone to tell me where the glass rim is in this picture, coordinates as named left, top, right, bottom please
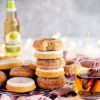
left=77, top=67, right=100, bottom=78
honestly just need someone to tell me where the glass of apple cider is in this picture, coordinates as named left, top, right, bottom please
left=74, top=59, right=100, bottom=100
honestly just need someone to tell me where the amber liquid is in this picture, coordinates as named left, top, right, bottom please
left=75, top=74, right=100, bottom=98
left=4, top=12, right=21, bottom=57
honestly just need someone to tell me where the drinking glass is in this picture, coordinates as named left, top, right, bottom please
left=74, top=60, right=100, bottom=100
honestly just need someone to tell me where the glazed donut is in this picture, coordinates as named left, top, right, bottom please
left=0, top=71, right=7, bottom=87
left=37, top=76, right=66, bottom=90
left=33, top=38, right=62, bottom=51
left=36, top=67, right=65, bottom=78
left=0, top=58, right=23, bottom=70
left=34, top=50, right=63, bottom=59
left=6, top=77, right=36, bottom=93
left=10, top=66, right=35, bottom=77
left=36, top=58, right=65, bottom=69
left=0, top=56, right=13, bottom=60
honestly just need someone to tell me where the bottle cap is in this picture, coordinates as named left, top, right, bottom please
left=6, top=0, right=16, bottom=12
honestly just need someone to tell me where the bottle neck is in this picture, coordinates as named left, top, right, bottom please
left=6, top=11, right=17, bottom=19
left=6, top=0, right=17, bottom=19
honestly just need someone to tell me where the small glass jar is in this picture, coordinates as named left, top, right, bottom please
left=74, top=60, right=100, bottom=100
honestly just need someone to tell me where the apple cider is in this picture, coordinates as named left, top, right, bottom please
left=74, top=60, right=100, bottom=99
left=4, top=0, right=21, bottom=57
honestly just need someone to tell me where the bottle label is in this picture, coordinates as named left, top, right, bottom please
left=5, top=31, right=21, bottom=52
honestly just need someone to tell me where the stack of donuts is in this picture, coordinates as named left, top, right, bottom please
left=33, top=38, right=66, bottom=89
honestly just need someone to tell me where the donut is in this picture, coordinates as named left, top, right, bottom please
left=0, top=56, right=13, bottom=60
left=21, top=59, right=37, bottom=70
left=37, top=76, right=66, bottom=89
left=0, top=58, right=23, bottom=70
left=36, top=58, right=65, bottom=69
left=10, top=66, right=35, bottom=77
left=33, top=38, right=62, bottom=51
left=64, top=60, right=77, bottom=75
left=36, top=67, right=65, bottom=78
left=29, top=62, right=37, bottom=70
left=80, top=60, right=100, bottom=68
left=34, top=50, right=63, bottom=59
left=6, top=77, right=36, bottom=93
left=0, top=71, right=7, bottom=87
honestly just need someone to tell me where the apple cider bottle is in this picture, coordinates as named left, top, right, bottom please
left=4, top=0, right=21, bottom=57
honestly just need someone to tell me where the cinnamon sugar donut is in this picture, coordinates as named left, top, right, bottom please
left=37, top=76, right=66, bottom=90
left=10, top=66, right=35, bottom=77
left=64, top=60, right=77, bottom=75
left=80, top=60, right=100, bottom=68
left=0, top=71, right=7, bottom=87
left=36, top=58, right=65, bottom=69
left=29, top=62, right=37, bottom=70
left=33, top=38, right=62, bottom=51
